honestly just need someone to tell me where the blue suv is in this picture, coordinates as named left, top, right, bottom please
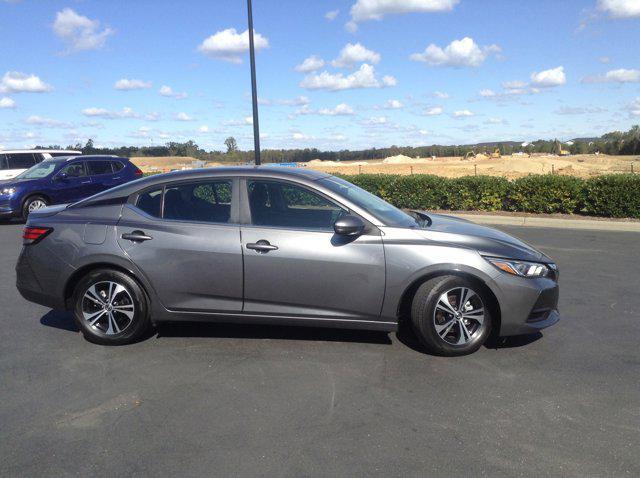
left=0, top=155, right=143, bottom=220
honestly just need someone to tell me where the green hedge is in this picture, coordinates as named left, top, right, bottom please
left=340, top=174, right=640, bottom=218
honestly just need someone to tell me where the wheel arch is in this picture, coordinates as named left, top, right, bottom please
left=63, top=261, right=152, bottom=310
left=396, top=269, right=501, bottom=334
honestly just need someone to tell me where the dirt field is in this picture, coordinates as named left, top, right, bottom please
left=132, top=154, right=639, bottom=178
left=305, top=154, right=639, bottom=178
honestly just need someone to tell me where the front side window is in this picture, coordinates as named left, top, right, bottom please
left=60, top=162, right=87, bottom=178
left=7, top=153, right=36, bottom=169
left=87, top=161, right=113, bottom=176
left=248, top=180, right=346, bottom=230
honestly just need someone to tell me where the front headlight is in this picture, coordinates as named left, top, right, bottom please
left=1, top=187, right=16, bottom=196
left=485, top=256, right=555, bottom=278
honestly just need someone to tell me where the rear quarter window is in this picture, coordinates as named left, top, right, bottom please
left=112, top=161, right=125, bottom=172
left=87, top=161, right=113, bottom=176
left=136, top=188, right=163, bottom=218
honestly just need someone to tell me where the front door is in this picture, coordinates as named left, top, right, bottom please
left=240, top=179, right=386, bottom=322
left=51, top=161, right=93, bottom=204
left=116, top=178, right=243, bottom=312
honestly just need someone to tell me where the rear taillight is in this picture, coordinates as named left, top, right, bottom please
left=134, top=167, right=143, bottom=176
left=22, top=226, right=53, bottom=245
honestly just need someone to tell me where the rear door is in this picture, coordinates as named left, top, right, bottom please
left=117, top=178, right=243, bottom=312
left=86, top=160, right=119, bottom=195
left=240, top=178, right=386, bottom=321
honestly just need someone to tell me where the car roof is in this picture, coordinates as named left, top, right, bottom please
left=62, top=155, right=128, bottom=162
left=73, top=165, right=332, bottom=206
left=0, top=149, right=81, bottom=154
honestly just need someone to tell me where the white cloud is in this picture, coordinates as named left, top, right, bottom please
left=0, top=71, right=53, bottom=93
left=555, top=106, right=607, bottom=115
left=503, top=80, right=527, bottom=89
left=383, top=99, right=404, bottom=109
left=277, top=96, right=310, bottom=106
left=145, top=112, right=161, bottom=121
left=244, top=116, right=253, bottom=124
left=479, top=89, right=496, bottom=97
left=598, top=0, right=640, bottom=18
left=325, top=9, right=340, bottom=20
left=198, top=28, right=269, bottom=63
left=295, top=55, right=325, bottom=73
left=25, top=115, right=74, bottom=128
left=583, top=68, right=640, bottom=83
left=350, top=0, right=459, bottom=22
left=410, top=37, right=500, bottom=67
left=0, top=97, right=16, bottom=109
left=487, top=117, right=505, bottom=124
left=453, top=109, right=474, bottom=117
left=424, top=106, right=443, bottom=116
left=627, top=98, right=640, bottom=116
left=433, top=91, right=449, bottom=99
left=299, top=64, right=396, bottom=91
left=159, top=85, right=188, bottom=99
left=530, top=66, right=566, bottom=87
left=292, top=132, right=315, bottom=141
left=599, top=56, right=611, bottom=64
left=81, top=106, right=139, bottom=119
left=52, top=8, right=113, bottom=53
left=318, top=103, right=355, bottom=115
left=114, top=78, right=152, bottom=90
left=362, top=116, right=388, bottom=125
left=198, top=125, right=210, bottom=133
left=332, top=43, right=381, bottom=68
left=176, top=112, right=194, bottom=121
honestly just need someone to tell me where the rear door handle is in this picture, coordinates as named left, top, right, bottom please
left=246, top=240, right=278, bottom=253
left=121, top=230, right=153, bottom=242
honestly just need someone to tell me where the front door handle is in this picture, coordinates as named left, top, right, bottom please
left=121, top=230, right=153, bottom=242
left=246, top=240, right=278, bottom=253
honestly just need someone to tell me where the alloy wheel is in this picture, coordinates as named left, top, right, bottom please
left=28, top=199, right=47, bottom=212
left=81, top=281, right=136, bottom=335
left=433, top=287, right=485, bottom=345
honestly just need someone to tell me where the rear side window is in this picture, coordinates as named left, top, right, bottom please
left=164, top=181, right=232, bottom=223
left=87, top=161, right=113, bottom=176
left=7, top=153, right=36, bottom=169
left=50, top=152, right=78, bottom=157
left=0, top=154, right=7, bottom=170
left=136, top=188, right=163, bottom=218
left=112, top=161, right=125, bottom=172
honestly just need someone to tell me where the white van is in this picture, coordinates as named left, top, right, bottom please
left=0, top=150, right=82, bottom=180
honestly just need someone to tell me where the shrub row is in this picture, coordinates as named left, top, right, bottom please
left=339, top=174, right=640, bottom=218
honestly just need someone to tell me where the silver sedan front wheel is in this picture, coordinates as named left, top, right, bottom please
left=433, top=287, right=485, bottom=345
left=27, top=199, right=47, bottom=212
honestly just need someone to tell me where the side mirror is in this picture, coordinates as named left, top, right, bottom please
left=334, top=215, right=365, bottom=236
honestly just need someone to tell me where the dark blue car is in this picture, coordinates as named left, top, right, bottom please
left=0, top=155, right=142, bottom=220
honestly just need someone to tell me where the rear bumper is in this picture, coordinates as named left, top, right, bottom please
left=16, top=247, right=67, bottom=309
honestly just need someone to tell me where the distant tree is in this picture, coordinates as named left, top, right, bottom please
left=225, top=137, right=238, bottom=153
left=83, top=138, right=95, bottom=154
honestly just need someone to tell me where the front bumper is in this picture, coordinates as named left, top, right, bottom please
left=0, top=198, right=19, bottom=218
left=490, top=272, right=561, bottom=336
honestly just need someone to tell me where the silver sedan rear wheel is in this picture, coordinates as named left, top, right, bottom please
left=81, top=281, right=136, bottom=335
left=433, top=287, right=485, bottom=345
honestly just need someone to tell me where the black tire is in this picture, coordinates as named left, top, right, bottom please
left=411, top=275, right=493, bottom=356
left=22, top=195, right=48, bottom=220
left=72, top=269, right=150, bottom=345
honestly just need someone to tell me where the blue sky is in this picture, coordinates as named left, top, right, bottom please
left=1, top=0, right=639, bottom=151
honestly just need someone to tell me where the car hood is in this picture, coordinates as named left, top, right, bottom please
left=411, top=212, right=551, bottom=263
left=0, top=178, right=44, bottom=188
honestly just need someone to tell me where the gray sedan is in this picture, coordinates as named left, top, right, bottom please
left=16, top=166, right=559, bottom=355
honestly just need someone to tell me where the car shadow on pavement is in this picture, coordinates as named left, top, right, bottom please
left=395, top=320, right=543, bottom=355
left=40, top=310, right=79, bottom=332
left=39, top=310, right=393, bottom=345
left=156, top=322, right=393, bottom=345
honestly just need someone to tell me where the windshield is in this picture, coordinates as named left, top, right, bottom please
left=318, top=176, right=418, bottom=228
left=15, top=161, right=60, bottom=180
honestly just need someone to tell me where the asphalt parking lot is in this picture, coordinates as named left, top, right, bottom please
left=1, top=222, right=638, bottom=477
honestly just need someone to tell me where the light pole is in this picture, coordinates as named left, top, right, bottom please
left=247, top=0, right=261, bottom=165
